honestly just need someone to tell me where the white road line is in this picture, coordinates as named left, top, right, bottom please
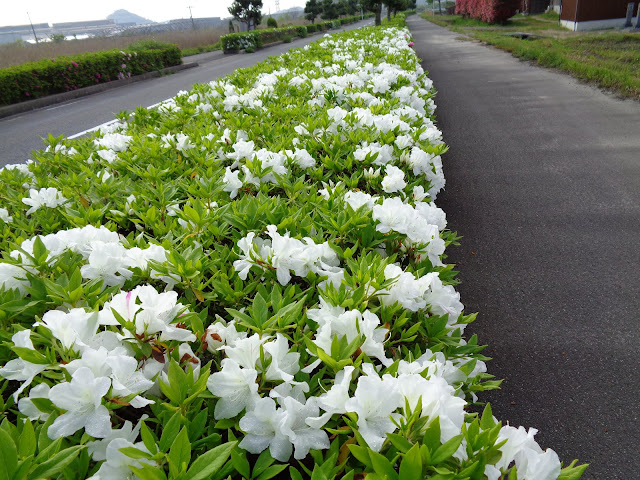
left=67, top=100, right=166, bottom=139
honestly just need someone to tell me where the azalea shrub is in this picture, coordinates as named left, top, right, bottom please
left=0, top=16, right=586, bottom=480
left=455, top=0, right=520, bottom=24
left=221, top=17, right=360, bottom=53
left=0, top=43, right=182, bottom=106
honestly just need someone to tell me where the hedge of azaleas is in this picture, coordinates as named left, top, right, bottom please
left=455, top=0, right=520, bottom=24
left=0, top=17, right=586, bottom=480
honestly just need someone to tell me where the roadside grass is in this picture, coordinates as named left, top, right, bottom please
left=422, top=12, right=640, bottom=100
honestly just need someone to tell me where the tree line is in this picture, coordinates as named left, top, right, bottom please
left=227, top=0, right=416, bottom=31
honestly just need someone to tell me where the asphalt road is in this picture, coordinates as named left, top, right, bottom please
left=0, top=19, right=373, bottom=168
left=406, top=16, right=640, bottom=479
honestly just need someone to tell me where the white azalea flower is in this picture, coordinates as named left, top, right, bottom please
left=22, top=187, right=67, bottom=215
left=0, top=207, right=12, bottom=223
left=0, top=331, right=48, bottom=400
left=47, top=367, right=112, bottom=439
left=223, top=167, right=243, bottom=199
left=0, top=263, right=29, bottom=293
left=263, top=334, right=300, bottom=383
left=306, top=366, right=354, bottom=428
left=87, top=419, right=143, bottom=461
left=88, top=438, right=153, bottom=480
left=207, top=358, right=259, bottom=419
left=221, top=333, right=268, bottom=369
left=344, top=373, right=402, bottom=451
left=34, top=308, right=99, bottom=352
left=18, top=383, right=51, bottom=421
left=279, top=396, right=330, bottom=460
left=80, top=242, right=133, bottom=287
left=203, top=319, right=247, bottom=353
left=239, top=397, right=291, bottom=461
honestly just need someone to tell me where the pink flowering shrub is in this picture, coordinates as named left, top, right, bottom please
left=456, top=0, right=519, bottom=23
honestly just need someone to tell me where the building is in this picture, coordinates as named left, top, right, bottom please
left=560, top=0, right=639, bottom=30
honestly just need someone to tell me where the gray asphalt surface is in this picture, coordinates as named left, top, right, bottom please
left=0, top=19, right=373, bottom=167
left=407, top=16, right=640, bottom=479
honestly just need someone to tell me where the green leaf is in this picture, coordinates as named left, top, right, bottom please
left=558, top=461, right=589, bottom=480
left=368, top=450, right=398, bottom=480
left=129, top=465, right=168, bottom=480
left=10, top=347, right=49, bottom=365
left=117, top=447, right=153, bottom=460
left=288, top=467, right=304, bottom=480
left=160, top=412, right=183, bottom=452
left=480, top=403, right=495, bottom=431
left=347, top=445, right=372, bottom=469
left=230, top=448, right=250, bottom=479
left=430, top=434, right=463, bottom=465
left=255, top=464, right=287, bottom=480
left=168, top=428, right=191, bottom=477
left=18, top=420, right=36, bottom=459
left=398, top=444, right=422, bottom=480
left=387, top=434, right=412, bottom=453
left=252, top=449, right=275, bottom=477
left=422, top=417, right=441, bottom=451
left=30, top=445, right=84, bottom=479
left=0, top=428, right=18, bottom=480
left=140, top=422, right=158, bottom=455
left=185, top=441, right=236, bottom=480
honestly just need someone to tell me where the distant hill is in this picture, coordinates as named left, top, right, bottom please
left=107, top=9, right=155, bottom=25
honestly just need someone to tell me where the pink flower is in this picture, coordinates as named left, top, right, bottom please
left=121, top=64, right=126, bottom=69
left=25, top=92, right=30, bottom=96
left=408, top=41, right=414, bottom=47
left=71, top=61, right=78, bottom=67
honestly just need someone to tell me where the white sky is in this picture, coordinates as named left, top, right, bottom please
left=2, top=0, right=307, bottom=27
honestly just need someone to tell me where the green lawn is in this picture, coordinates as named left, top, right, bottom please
left=422, top=12, right=640, bottom=100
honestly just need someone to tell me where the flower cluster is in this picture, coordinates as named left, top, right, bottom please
left=0, top=19, right=585, bottom=480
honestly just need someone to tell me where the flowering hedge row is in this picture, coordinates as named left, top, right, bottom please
left=0, top=44, right=182, bottom=106
left=455, top=0, right=520, bottom=24
left=221, top=16, right=362, bottom=52
left=0, top=17, right=586, bottom=480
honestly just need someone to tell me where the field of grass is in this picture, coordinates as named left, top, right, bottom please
left=0, top=28, right=226, bottom=68
left=422, top=12, right=640, bottom=100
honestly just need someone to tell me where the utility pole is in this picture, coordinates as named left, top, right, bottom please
left=27, top=11, right=38, bottom=44
left=275, top=0, right=280, bottom=12
left=188, top=6, right=196, bottom=30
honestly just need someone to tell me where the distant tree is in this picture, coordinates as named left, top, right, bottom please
left=361, top=0, right=383, bottom=25
left=385, top=0, right=407, bottom=19
left=267, top=16, right=278, bottom=27
left=228, top=0, right=263, bottom=31
left=305, top=0, right=323, bottom=23
left=321, top=0, right=340, bottom=19
left=346, top=0, right=360, bottom=15
left=49, top=33, right=66, bottom=43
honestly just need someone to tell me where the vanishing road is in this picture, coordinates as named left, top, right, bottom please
left=0, top=19, right=373, bottom=167
left=407, top=15, right=639, bottom=480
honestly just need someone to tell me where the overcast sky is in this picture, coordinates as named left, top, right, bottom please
left=2, top=0, right=307, bottom=27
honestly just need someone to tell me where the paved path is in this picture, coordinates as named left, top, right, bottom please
left=407, top=16, right=639, bottom=479
left=0, top=20, right=372, bottom=168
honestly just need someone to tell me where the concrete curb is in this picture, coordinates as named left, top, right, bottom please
left=0, top=62, right=198, bottom=120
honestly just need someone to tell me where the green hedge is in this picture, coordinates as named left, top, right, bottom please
left=221, top=16, right=363, bottom=52
left=0, top=43, right=182, bottom=106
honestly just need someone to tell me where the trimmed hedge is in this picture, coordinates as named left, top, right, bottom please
left=221, top=16, right=362, bottom=52
left=0, top=43, right=182, bottom=106
left=455, top=0, right=519, bottom=23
